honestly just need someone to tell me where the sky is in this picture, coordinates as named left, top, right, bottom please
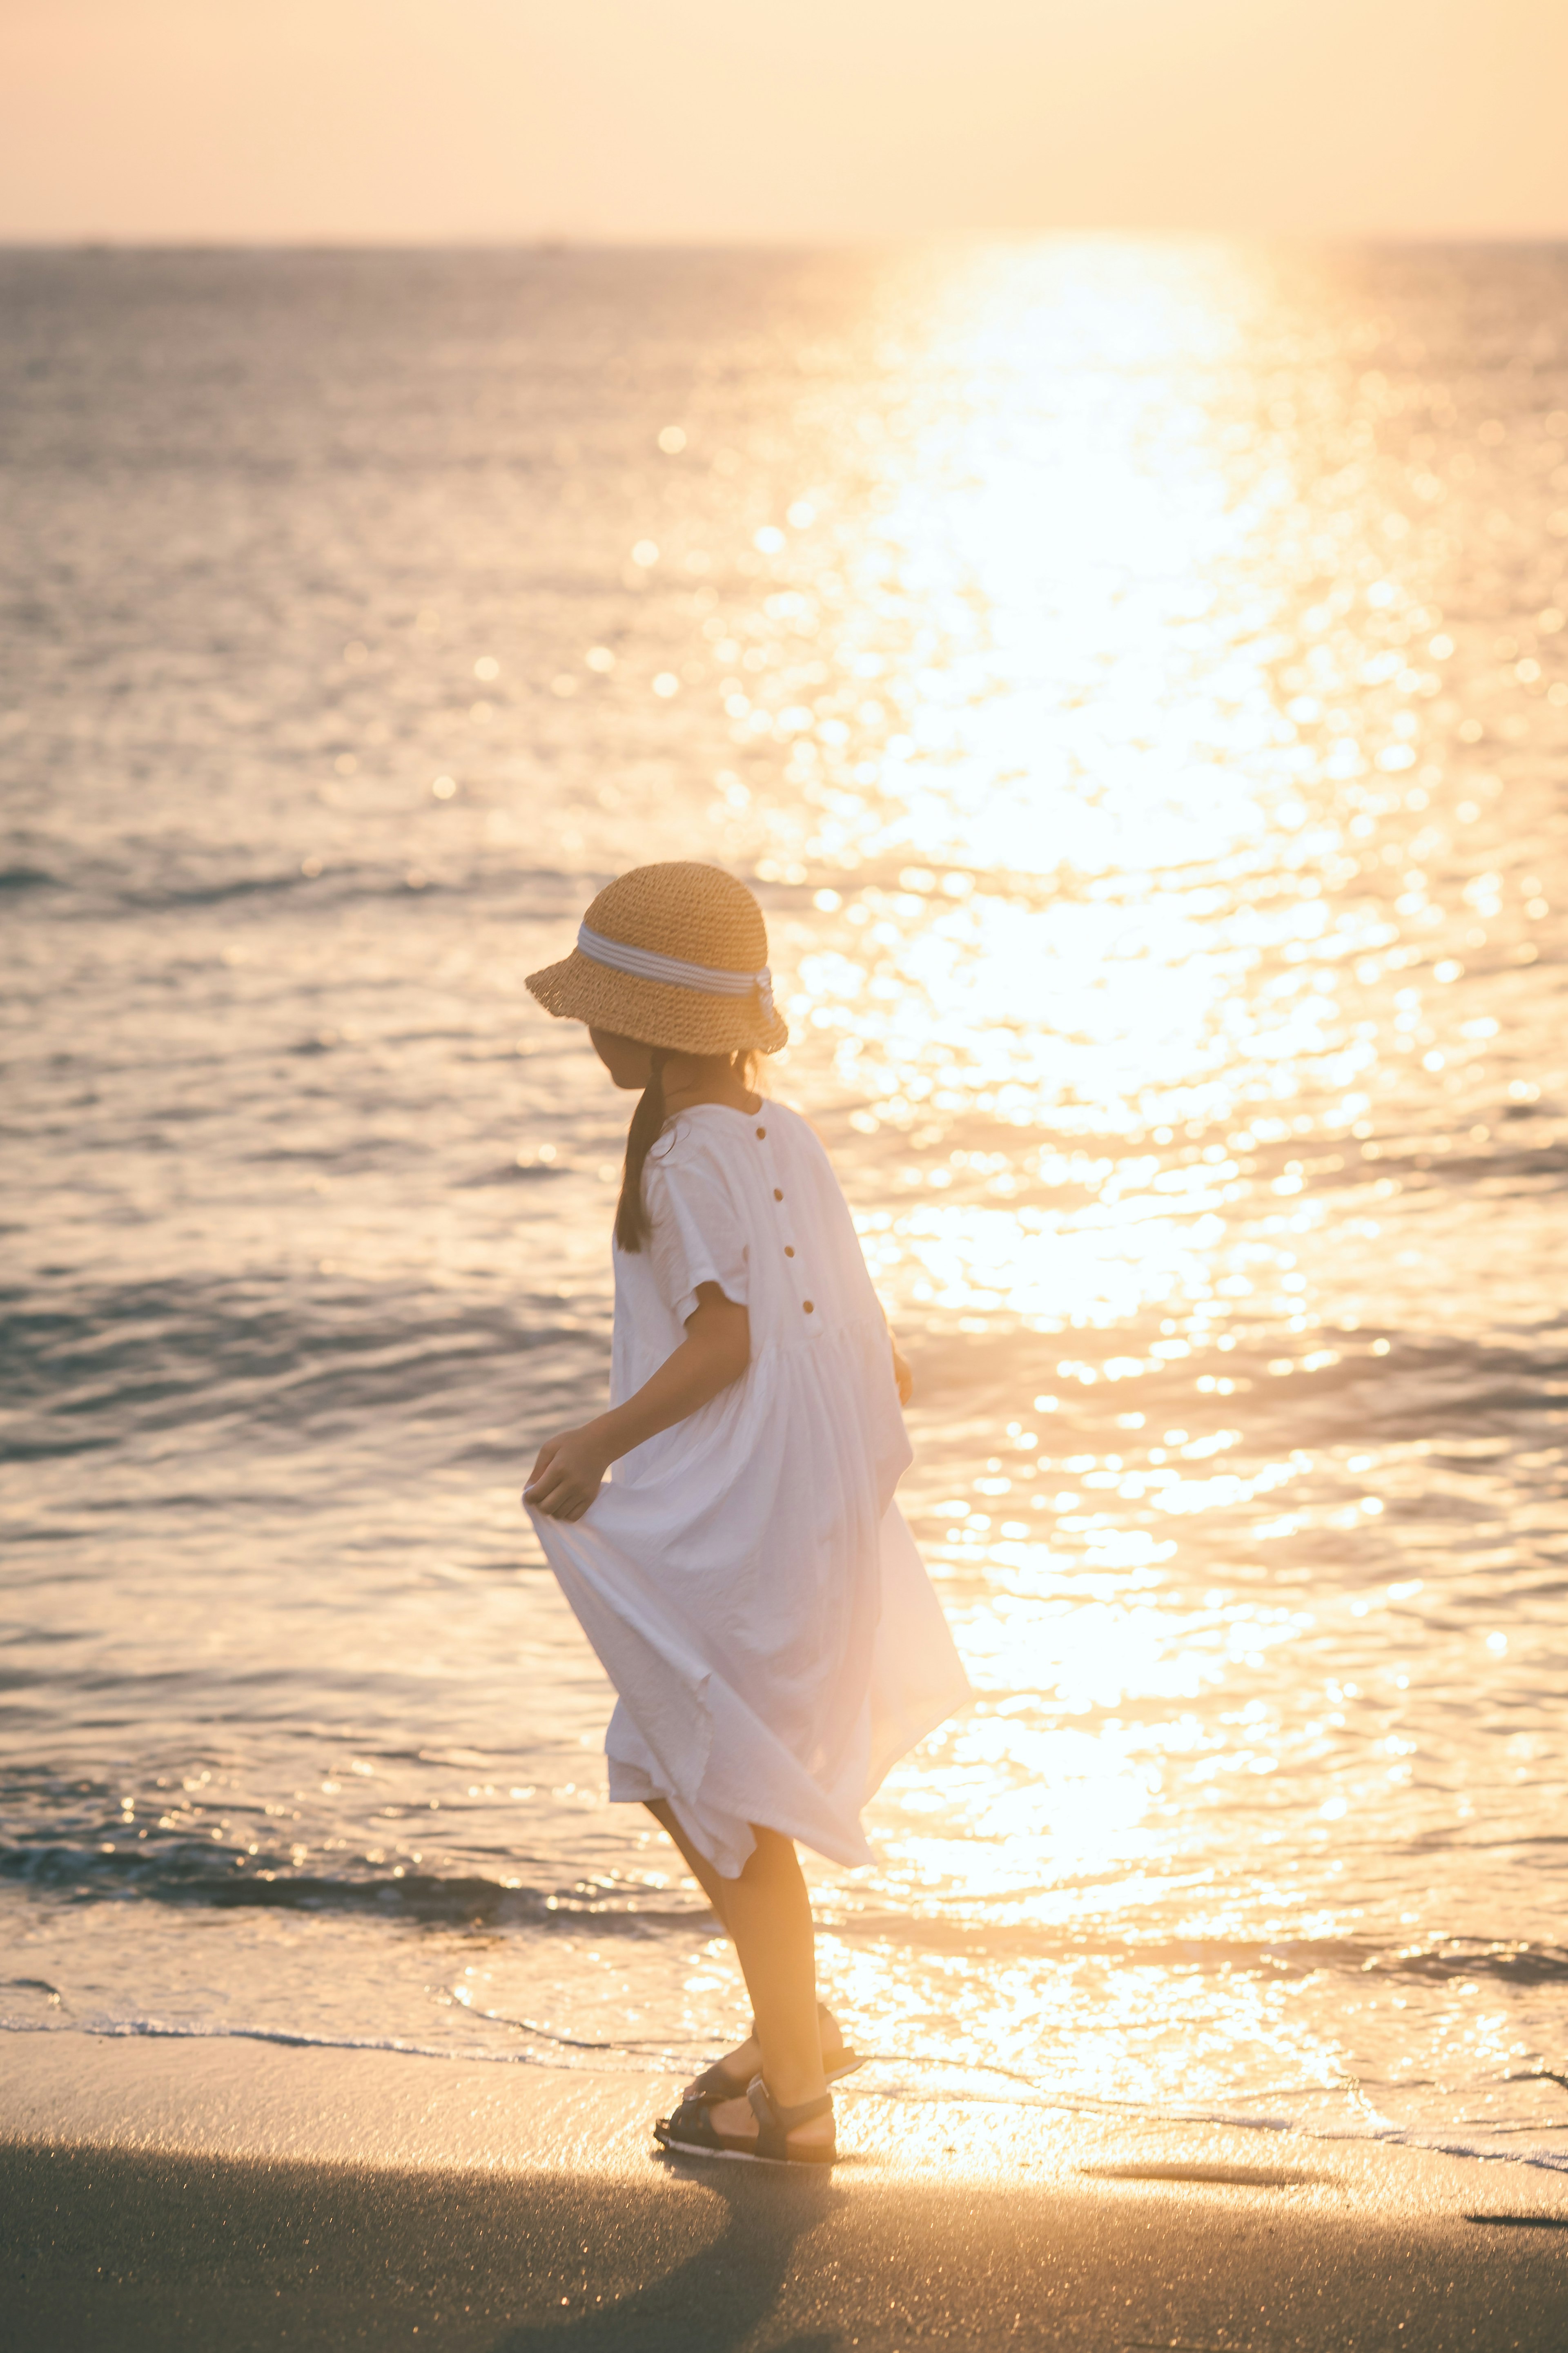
left=1, top=0, right=1565, bottom=243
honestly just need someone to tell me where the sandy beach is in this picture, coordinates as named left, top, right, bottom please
left=6, top=2036, right=1567, bottom=2350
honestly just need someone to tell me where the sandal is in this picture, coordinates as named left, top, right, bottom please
left=655, top=2076, right=836, bottom=2167
left=684, top=2003, right=866, bottom=2103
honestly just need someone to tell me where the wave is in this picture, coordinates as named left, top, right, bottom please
left=0, top=1271, right=606, bottom=1461
left=7, top=1836, right=1567, bottom=1998
left=6, top=1257, right=1564, bottom=1475
left=0, top=1844, right=697, bottom=1934
left=905, top=1317, right=1568, bottom=1447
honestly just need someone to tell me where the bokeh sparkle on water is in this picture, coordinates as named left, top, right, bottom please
left=3, top=243, right=1566, bottom=2166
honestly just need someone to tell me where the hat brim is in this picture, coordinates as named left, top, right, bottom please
left=525, top=947, right=788, bottom=1056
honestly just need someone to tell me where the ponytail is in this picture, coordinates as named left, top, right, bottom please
left=614, top=1050, right=669, bottom=1253
left=612, top=1047, right=760, bottom=1253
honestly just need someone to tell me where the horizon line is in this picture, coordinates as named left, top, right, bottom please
left=4, top=228, right=1568, bottom=253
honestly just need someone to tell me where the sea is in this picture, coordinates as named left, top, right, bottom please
left=3, top=241, right=1566, bottom=2174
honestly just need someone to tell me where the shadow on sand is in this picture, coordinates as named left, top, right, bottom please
left=494, top=2151, right=844, bottom=2353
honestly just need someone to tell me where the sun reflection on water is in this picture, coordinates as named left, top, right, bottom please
left=665, top=243, right=1568, bottom=2141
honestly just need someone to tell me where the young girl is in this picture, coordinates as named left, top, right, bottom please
left=523, top=861, right=969, bottom=2166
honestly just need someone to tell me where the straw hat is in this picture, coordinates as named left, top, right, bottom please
left=526, top=862, right=788, bottom=1056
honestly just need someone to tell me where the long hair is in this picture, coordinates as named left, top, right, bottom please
left=615, top=1048, right=758, bottom=1253
left=614, top=1050, right=670, bottom=1254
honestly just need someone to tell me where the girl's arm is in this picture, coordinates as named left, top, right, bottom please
left=523, top=1283, right=749, bottom=1521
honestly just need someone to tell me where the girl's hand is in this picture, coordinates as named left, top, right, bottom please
left=891, top=1340, right=914, bottom=1406
left=523, top=1424, right=611, bottom=1520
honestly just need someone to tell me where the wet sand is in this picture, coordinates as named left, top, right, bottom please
left=5, top=2038, right=1568, bottom=2349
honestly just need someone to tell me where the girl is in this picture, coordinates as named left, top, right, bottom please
left=523, top=861, right=969, bottom=2166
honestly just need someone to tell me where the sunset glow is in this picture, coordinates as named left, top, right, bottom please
left=2, top=1, right=1566, bottom=241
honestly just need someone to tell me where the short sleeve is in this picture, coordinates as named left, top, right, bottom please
left=643, top=1142, right=750, bottom=1328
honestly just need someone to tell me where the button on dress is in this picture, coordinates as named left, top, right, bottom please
left=527, top=1101, right=971, bottom=1876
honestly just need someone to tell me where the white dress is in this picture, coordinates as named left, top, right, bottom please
left=527, top=1100, right=971, bottom=1877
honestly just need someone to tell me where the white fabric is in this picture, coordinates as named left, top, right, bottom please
left=526, top=1101, right=971, bottom=1876
left=576, top=923, right=775, bottom=1021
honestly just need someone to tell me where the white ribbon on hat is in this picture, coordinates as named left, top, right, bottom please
left=577, top=923, right=775, bottom=1022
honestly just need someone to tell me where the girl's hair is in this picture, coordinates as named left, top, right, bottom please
left=615, top=1047, right=757, bottom=1253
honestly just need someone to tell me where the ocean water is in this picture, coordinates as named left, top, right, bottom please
left=3, top=243, right=1567, bottom=2172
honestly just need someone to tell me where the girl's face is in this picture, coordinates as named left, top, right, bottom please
left=588, top=1028, right=656, bottom=1090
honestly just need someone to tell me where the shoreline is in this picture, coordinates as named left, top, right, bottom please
left=5, top=2017, right=1566, bottom=2176
left=6, top=2036, right=1568, bottom=2350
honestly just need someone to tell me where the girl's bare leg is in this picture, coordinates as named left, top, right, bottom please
left=644, top=1801, right=841, bottom=2133
left=644, top=1799, right=762, bottom=2093
left=703, top=1826, right=831, bottom=2150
